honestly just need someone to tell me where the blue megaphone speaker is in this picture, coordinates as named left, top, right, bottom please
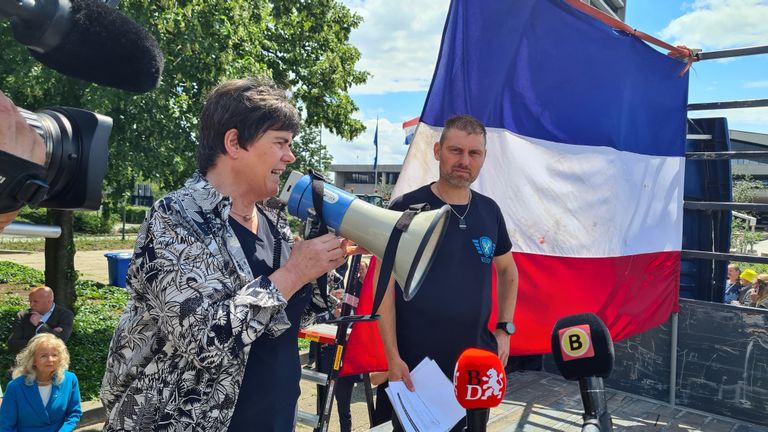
left=279, top=171, right=450, bottom=300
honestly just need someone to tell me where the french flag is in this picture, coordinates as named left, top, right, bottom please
left=342, top=0, right=687, bottom=374
left=402, top=116, right=419, bottom=145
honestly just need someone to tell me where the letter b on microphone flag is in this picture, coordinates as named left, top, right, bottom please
left=341, top=0, right=686, bottom=373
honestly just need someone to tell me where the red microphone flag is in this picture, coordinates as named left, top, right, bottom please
left=453, top=348, right=506, bottom=409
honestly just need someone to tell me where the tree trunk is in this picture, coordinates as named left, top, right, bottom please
left=45, top=209, right=77, bottom=311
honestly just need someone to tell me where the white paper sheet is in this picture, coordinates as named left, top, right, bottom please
left=385, top=357, right=465, bottom=432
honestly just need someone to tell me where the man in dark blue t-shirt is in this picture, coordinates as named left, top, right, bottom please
left=377, top=114, right=519, bottom=431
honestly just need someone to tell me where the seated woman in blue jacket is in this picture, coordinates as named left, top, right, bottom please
left=0, top=333, right=82, bottom=432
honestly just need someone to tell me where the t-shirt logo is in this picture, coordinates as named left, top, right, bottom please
left=472, top=236, right=495, bottom=264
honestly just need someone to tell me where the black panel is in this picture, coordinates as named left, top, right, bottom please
left=682, top=118, right=733, bottom=301
left=675, top=299, right=768, bottom=425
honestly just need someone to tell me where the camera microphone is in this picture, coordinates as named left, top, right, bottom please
left=2, top=0, right=164, bottom=93
left=453, top=348, right=506, bottom=431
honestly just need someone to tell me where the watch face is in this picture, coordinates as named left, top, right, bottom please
left=499, top=322, right=515, bottom=335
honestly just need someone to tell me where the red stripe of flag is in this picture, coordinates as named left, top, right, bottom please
left=340, top=252, right=679, bottom=375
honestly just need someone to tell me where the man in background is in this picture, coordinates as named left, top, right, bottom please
left=723, top=263, right=742, bottom=304
left=8, top=286, right=74, bottom=355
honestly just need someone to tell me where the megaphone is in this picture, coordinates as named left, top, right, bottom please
left=279, top=171, right=450, bottom=300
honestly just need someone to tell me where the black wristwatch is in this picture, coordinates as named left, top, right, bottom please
left=496, top=321, right=516, bottom=335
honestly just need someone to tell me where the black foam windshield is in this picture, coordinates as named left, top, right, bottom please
left=30, top=0, right=164, bottom=93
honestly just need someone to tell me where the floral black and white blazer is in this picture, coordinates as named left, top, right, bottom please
left=101, top=172, right=330, bottom=431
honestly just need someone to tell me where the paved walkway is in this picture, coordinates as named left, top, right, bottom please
left=0, top=248, right=131, bottom=285
left=3, top=251, right=766, bottom=431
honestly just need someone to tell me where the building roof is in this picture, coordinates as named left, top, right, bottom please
left=730, top=130, right=768, bottom=147
left=330, top=164, right=402, bottom=172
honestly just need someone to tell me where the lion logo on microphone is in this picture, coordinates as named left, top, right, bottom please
left=481, top=368, right=504, bottom=399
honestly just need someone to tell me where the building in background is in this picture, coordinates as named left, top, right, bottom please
left=329, top=164, right=401, bottom=195
left=730, top=129, right=768, bottom=205
left=581, top=0, right=626, bottom=20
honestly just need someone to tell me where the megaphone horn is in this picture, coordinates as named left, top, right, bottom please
left=279, top=171, right=450, bottom=300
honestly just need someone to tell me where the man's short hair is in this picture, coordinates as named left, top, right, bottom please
left=197, top=76, right=301, bottom=174
left=729, top=263, right=740, bottom=272
left=439, top=114, right=487, bottom=146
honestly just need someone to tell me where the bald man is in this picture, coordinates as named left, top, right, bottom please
left=7, top=286, right=74, bottom=354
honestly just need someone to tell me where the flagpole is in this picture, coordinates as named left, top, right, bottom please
left=373, top=117, right=379, bottom=191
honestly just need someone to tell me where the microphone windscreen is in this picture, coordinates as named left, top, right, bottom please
left=550, top=312, right=614, bottom=381
left=453, top=348, right=506, bottom=409
left=30, top=0, right=164, bottom=93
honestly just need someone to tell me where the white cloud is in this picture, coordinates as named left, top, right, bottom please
left=342, top=0, right=449, bottom=94
left=659, top=0, right=768, bottom=50
left=688, top=107, right=768, bottom=133
left=743, top=80, right=768, bottom=89
left=323, top=115, right=412, bottom=165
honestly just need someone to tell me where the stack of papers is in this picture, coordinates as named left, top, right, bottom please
left=385, top=357, right=465, bottom=432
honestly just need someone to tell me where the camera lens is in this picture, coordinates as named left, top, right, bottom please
left=18, top=106, right=112, bottom=210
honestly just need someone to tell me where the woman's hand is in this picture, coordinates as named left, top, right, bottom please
left=341, top=238, right=369, bottom=256
left=270, top=233, right=346, bottom=298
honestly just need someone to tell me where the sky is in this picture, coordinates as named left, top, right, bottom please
left=323, top=0, right=768, bottom=166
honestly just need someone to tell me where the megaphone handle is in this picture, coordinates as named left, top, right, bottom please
left=310, top=173, right=330, bottom=235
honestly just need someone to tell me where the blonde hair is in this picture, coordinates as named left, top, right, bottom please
left=757, top=274, right=768, bottom=304
left=12, top=333, right=70, bottom=385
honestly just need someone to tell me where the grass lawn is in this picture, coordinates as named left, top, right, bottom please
left=0, top=261, right=128, bottom=400
left=0, top=261, right=311, bottom=401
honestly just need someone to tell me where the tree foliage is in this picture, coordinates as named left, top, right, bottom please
left=731, top=175, right=766, bottom=254
left=290, top=127, right=332, bottom=177
left=1, top=0, right=367, bottom=202
left=1, top=0, right=368, bottom=309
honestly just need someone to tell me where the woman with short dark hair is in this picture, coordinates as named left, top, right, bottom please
left=101, top=76, right=353, bottom=431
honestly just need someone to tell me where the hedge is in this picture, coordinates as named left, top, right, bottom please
left=123, top=205, right=150, bottom=224
left=17, top=208, right=117, bottom=235
left=74, top=212, right=117, bottom=235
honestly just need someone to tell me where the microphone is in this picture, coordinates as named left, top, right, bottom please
left=2, top=0, right=164, bottom=93
left=453, top=348, right=506, bottom=431
left=551, top=313, right=614, bottom=431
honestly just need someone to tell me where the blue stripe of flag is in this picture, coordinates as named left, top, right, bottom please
left=420, top=0, right=689, bottom=157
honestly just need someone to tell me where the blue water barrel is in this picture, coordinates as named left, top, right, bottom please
left=104, top=252, right=133, bottom=288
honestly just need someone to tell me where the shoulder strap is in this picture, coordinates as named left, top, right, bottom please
left=371, top=203, right=429, bottom=315
left=307, top=170, right=331, bottom=308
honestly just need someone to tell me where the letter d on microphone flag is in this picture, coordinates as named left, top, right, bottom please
left=341, top=0, right=685, bottom=373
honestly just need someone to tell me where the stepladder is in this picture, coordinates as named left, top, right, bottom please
left=296, top=254, right=378, bottom=431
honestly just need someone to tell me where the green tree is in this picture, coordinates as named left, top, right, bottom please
left=290, top=127, right=332, bottom=177
left=731, top=175, right=766, bottom=254
left=1, top=0, right=368, bottom=309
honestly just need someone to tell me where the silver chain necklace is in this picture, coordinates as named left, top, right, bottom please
left=435, top=185, right=472, bottom=230
left=230, top=205, right=256, bottom=222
